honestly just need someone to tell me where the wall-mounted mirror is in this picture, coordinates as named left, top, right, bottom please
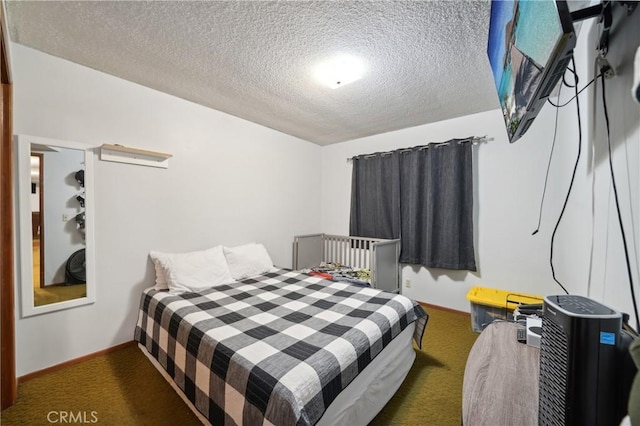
left=16, top=134, right=95, bottom=317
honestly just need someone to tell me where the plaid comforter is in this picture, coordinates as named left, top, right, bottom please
left=134, top=269, right=428, bottom=426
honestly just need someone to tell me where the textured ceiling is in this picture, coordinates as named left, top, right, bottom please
left=6, top=0, right=499, bottom=145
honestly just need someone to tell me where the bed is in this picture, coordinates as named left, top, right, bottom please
left=292, top=234, right=401, bottom=293
left=135, top=260, right=427, bottom=426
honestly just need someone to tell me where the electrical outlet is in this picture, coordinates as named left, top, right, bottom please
left=405, top=279, right=412, bottom=288
left=597, top=57, right=615, bottom=79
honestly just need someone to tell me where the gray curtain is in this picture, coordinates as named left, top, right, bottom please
left=350, top=140, right=476, bottom=271
left=349, top=153, right=401, bottom=240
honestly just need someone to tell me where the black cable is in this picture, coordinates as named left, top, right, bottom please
left=547, top=73, right=601, bottom=108
left=549, top=55, right=582, bottom=296
left=562, top=66, right=578, bottom=88
left=533, top=66, right=587, bottom=234
left=532, top=83, right=563, bottom=235
left=533, top=66, right=583, bottom=235
left=600, top=74, right=640, bottom=332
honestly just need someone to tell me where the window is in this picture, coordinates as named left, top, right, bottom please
left=349, top=140, right=476, bottom=271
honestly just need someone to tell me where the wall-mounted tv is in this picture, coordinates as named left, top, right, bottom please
left=488, top=0, right=577, bottom=143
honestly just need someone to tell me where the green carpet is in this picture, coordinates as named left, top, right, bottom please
left=1, top=305, right=477, bottom=425
left=372, top=305, right=478, bottom=425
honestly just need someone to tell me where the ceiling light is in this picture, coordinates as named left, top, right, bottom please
left=313, top=55, right=366, bottom=89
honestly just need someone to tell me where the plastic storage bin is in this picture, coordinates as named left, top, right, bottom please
left=466, top=286, right=543, bottom=332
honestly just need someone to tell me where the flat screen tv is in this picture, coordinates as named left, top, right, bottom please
left=488, top=0, right=577, bottom=143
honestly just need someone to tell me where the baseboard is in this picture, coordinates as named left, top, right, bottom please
left=18, top=341, right=135, bottom=383
left=418, top=301, right=470, bottom=317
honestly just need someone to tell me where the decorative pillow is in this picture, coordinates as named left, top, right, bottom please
left=149, top=246, right=235, bottom=294
left=223, top=243, right=274, bottom=280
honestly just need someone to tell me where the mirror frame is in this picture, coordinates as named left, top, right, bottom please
left=15, top=134, right=96, bottom=317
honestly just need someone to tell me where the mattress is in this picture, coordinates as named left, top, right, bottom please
left=134, top=269, right=427, bottom=425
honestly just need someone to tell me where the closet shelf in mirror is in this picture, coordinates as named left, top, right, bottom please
left=100, top=144, right=172, bottom=169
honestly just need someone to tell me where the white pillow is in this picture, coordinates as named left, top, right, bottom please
left=149, top=246, right=234, bottom=294
left=223, top=243, right=274, bottom=280
left=149, top=251, right=170, bottom=290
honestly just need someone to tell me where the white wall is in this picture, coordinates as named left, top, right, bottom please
left=585, top=8, right=640, bottom=323
left=12, top=44, right=322, bottom=376
left=41, top=147, right=85, bottom=284
left=321, top=108, right=549, bottom=312
left=321, top=16, right=640, bottom=322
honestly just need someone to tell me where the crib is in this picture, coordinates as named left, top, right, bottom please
left=292, top=233, right=401, bottom=293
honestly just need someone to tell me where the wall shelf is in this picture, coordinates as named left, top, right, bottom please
left=100, top=144, right=172, bottom=168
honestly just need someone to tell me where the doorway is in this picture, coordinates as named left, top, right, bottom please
left=31, top=153, right=44, bottom=289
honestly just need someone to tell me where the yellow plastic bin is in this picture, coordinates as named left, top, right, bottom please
left=466, top=286, right=543, bottom=332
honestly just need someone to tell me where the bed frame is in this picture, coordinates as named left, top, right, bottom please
left=138, top=324, right=416, bottom=425
left=292, top=233, right=401, bottom=293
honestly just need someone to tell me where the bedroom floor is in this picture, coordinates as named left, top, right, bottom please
left=1, top=305, right=477, bottom=426
left=372, top=304, right=478, bottom=425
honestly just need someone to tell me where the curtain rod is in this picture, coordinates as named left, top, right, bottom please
left=347, top=135, right=493, bottom=162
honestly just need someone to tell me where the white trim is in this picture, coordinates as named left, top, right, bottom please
left=15, top=134, right=96, bottom=317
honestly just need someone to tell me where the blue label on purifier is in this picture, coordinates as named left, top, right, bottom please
left=600, top=332, right=616, bottom=345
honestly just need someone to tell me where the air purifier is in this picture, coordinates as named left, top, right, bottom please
left=538, top=295, right=635, bottom=425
